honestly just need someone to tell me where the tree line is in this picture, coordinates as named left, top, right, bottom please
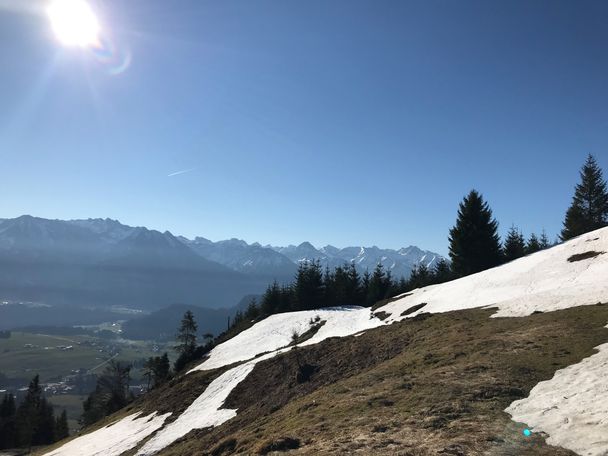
left=0, top=375, right=68, bottom=450
left=449, top=154, right=608, bottom=276
left=229, top=154, right=608, bottom=328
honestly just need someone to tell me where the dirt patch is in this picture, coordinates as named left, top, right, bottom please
left=289, top=320, right=326, bottom=346
left=371, top=293, right=412, bottom=311
left=373, top=311, right=391, bottom=320
left=401, top=303, right=428, bottom=316
left=567, top=250, right=605, bottom=262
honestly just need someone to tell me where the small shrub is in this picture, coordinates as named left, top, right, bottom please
left=211, top=438, right=237, bottom=456
left=296, top=363, right=318, bottom=383
left=256, top=436, right=301, bottom=454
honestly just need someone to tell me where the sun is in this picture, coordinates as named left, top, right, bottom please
left=47, top=0, right=101, bottom=47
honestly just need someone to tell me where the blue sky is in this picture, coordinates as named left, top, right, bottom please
left=0, top=0, right=607, bottom=255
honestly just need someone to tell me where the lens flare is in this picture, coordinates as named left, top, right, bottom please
left=91, top=36, right=132, bottom=75
left=47, top=0, right=100, bottom=47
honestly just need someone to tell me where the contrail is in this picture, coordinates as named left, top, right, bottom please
left=168, top=167, right=197, bottom=177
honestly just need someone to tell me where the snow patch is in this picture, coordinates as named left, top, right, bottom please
left=43, top=412, right=170, bottom=456
left=506, top=339, right=608, bottom=456
left=136, top=358, right=271, bottom=455
left=191, top=307, right=381, bottom=372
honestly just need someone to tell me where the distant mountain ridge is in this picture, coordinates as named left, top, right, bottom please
left=0, top=216, right=444, bottom=313
left=270, top=241, right=441, bottom=279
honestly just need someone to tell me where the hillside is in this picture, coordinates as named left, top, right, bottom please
left=40, top=228, right=608, bottom=456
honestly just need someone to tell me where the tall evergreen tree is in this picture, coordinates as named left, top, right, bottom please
left=82, top=361, right=132, bottom=426
left=526, top=233, right=541, bottom=254
left=0, top=393, right=15, bottom=418
left=54, top=410, right=69, bottom=440
left=0, top=393, right=16, bottom=449
left=366, top=263, right=391, bottom=306
left=293, top=261, right=324, bottom=310
left=503, top=225, right=526, bottom=262
left=448, top=190, right=502, bottom=277
left=539, top=229, right=550, bottom=249
left=561, top=154, right=608, bottom=240
left=176, top=310, right=198, bottom=357
left=432, top=258, right=452, bottom=283
left=261, top=281, right=282, bottom=315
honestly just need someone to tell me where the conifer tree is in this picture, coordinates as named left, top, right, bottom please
left=294, top=261, right=324, bottom=310
left=526, top=233, right=541, bottom=254
left=261, top=281, right=282, bottom=315
left=0, top=393, right=15, bottom=418
left=448, top=190, right=502, bottom=277
left=176, top=310, right=197, bottom=357
left=503, top=225, right=526, bottom=262
left=366, top=263, right=391, bottom=306
left=155, top=353, right=171, bottom=385
left=15, top=374, right=42, bottom=447
left=346, top=263, right=361, bottom=305
left=0, top=393, right=16, bottom=449
left=244, top=298, right=260, bottom=320
left=432, top=258, right=452, bottom=283
left=561, top=154, right=608, bottom=240
left=54, top=410, right=69, bottom=440
left=539, top=229, right=550, bottom=249
left=82, top=361, right=132, bottom=426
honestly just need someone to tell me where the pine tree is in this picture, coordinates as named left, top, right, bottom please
left=366, top=263, right=391, bottom=306
left=561, top=154, right=608, bottom=240
left=0, top=393, right=16, bottom=449
left=261, top=281, right=282, bottom=315
left=503, top=225, right=526, bottom=262
left=82, top=361, right=132, bottom=426
left=244, top=298, right=260, bottom=320
left=448, top=190, right=502, bottom=277
left=526, top=233, right=541, bottom=254
left=15, top=374, right=43, bottom=447
left=346, top=263, right=361, bottom=305
left=176, top=310, right=197, bottom=357
left=432, top=258, right=452, bottom=283
left=293, top=261, right=324, bottom=311
left=539, top=229, right=550, bottom=250
left=54, top=410, right=69, bottom=440
left=35, top=398, right=56, bottom=445
left=0, top=393, right=15, bottom=418
left=142, top=358, right=154, bottom=390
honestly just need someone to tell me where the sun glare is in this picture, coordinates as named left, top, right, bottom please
left=47, top=0, right=100, bottom=47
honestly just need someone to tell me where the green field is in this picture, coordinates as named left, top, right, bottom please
left=0, top=332, right=169, bottom=382
left=0, top=331, right=174, bottom=432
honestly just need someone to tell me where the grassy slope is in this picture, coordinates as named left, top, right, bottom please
left=148, top=304, right=608, bottom=455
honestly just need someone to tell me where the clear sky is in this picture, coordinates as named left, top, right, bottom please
left=1, top=0, right=607, bottom=255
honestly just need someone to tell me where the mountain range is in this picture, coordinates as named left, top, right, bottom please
left=0, top=215, right=443, bottom=314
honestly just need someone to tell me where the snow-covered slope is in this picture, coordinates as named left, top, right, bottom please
left=378, top=227, right=608, bottom=321
left=43, top=412, right=171, bottom=456
left=45, top=227, right=608, bottom=456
